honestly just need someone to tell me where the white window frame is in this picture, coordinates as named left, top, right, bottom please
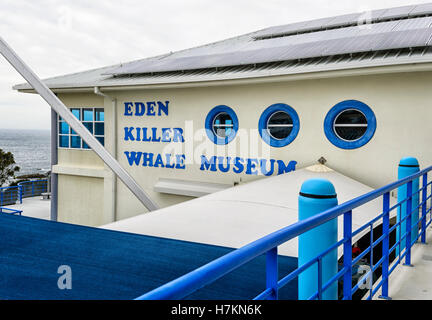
left=212, top=112, right=234, bottom=138
left=332, top=108, right=368, bottom=142
left=266, top=111, right=294, bottom=141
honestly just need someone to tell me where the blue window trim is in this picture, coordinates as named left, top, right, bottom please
left=205, top=105, right=239, bottom=145
left=258, top=103, right=300, bottom=148
left=324, top=100, right=376, bottom=150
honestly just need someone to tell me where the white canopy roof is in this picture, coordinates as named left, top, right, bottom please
left=102, top=165, right=396, bottom=257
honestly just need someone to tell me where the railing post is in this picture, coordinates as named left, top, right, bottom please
left=343, top=210, right=352, bottom=300
left=298, top=178, right=338, bottom=300
left=19, top=185, right=22, bottom=204
left=379, top=192, right=392, bottom=299
left=31, top=181, right=35, bottom=197
left=266, top=247, right=278, bottom=300
left=317, top=258, right=323, bottom=300
left=404, top=181, right=413, bottom=267
left=1, top=191, right=3, bottom=207
left=421, top=173, right=428, bottom=244
left=430, top=176, right=432, bottom=229
left=397, top=157, right=420, bottom=256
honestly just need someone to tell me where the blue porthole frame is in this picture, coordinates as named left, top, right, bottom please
left=205, top=105, right=239, bottom=145
left=324, top=100, right=376, bottom=150
left=258, top=103, right=300, bottom=148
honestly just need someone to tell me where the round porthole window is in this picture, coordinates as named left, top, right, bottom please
left=205, top=105, right=239, bottom=145
left=267, top=111, right=293, bottom=140
left=259, top=103, right=300, bottom=147
left=333, top=109, right=368, bottom=141
left=212, top=112, right=234, bottom=138
left=324, top=100, right=376, bottom=149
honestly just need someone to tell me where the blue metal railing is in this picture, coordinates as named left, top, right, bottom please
left=18, top=179, right=48, bottom=199
left=136, top=165, right=432, bottom=300
left=0, top=207, right=22, bottom=215
left=0, top=185, right=21, bottom=206
left=0, top=179, right=48, bottom=207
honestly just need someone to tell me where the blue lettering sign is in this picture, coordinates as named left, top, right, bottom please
left=123, top=101, right=170, bottom=117
left=123, top=126, right=184, bottom=143
left=277, top=160, right=297, bottom=175
left=200, top=155, right=217, bottom=172
left=124, top=151, right=186, bottom=170
left=147, top=102, right=156, bottom=116
left=124, top=151, right=141, bottom=166
left=200, top=156, right=296, bottom=176
left=124, top=127, right=135, bottom=141
left=124, top=102, right=133, bottom=116
left=157, top=101, right=169, bottom=116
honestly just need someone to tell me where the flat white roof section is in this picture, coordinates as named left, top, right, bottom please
left=154, top=178, right=233, bottom=197
left=102, top=165, right=396, bottom=257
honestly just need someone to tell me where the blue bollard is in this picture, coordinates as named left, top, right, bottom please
left=396, top=157, right=420, bottom=256
left=298, top=178, right=338, bottom=300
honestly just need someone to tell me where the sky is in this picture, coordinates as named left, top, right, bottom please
left=0, top=0, right=429, bottom=130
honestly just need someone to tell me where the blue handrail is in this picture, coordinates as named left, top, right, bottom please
left=136, top=166, right=432, bottom=300
left=18, top=179, right=48, bottom=199
left=0, top=179, right=48, bottom=206
left=0, top=185, right=21, bottom=206
left=0, top=207, right=22, bottom=215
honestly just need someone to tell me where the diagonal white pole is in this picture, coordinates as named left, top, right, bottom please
left=0, top=36, right=159, bottom=211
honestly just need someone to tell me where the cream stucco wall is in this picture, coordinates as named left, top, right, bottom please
left=57, top=174, right=105, bottom=226
left=54, top=93, right=112, bottom=226
left=54, top=71, right=432, bottom=226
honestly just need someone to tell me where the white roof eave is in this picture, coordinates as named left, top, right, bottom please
left=14, top=57, right=432, bottom=94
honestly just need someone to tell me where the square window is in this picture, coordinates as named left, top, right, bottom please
left=59, top=121, right=69, bottom=134
left=58, top=108, right=104, bottom=150
left=59, top=135, right=69, bottom=148
left=96, top=136, right=104, bottom=146
left=83, top=122, right=93, bottom=134
left=95, top=108, right=104, bottom=121
left=83, top=108, right=94, bottom=121
left=71, top=136, right=81, bottom=148
left=95, top=123, right=104, bottom=136
left=71, top=108, right=81, bottom=120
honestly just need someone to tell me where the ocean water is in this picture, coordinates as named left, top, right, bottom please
left=0, top=129, right=51, bottom=176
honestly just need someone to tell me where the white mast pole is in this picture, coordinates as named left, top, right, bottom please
left=0, top=36, right=159, bottom=212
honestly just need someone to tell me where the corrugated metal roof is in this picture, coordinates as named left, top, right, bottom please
left=14, top=46, right=432, bottom=91
left=14, top=3, right=432, bottom=91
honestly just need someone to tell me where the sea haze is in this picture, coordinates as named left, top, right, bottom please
left=0, top=129, right=50, bottom=176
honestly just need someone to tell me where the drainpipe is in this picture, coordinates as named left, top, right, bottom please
left=94, top=86, right=117, bottom=222
left=50, top=108, right=58, bottom=221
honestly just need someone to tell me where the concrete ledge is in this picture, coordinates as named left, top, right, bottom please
left=154, top=178, right=233, bottom=197
left=52, top=165, right=109, bottom=178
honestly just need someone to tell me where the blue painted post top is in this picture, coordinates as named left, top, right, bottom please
left=299, top=178, right=337, bottom=198
left=298, top=178, right=338, bottom=300
left=399, top=157, right=419, bottom=168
